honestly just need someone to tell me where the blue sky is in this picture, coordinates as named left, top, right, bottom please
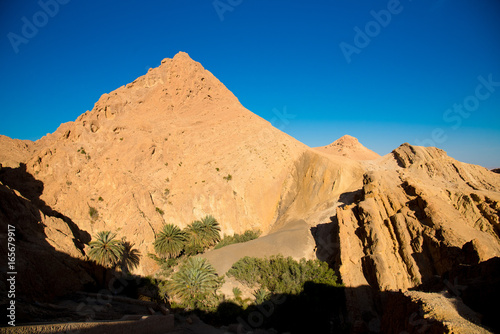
left=1, top=0, right=499, bottom=167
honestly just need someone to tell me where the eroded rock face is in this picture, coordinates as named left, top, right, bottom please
left=336, top=143, right=500, bottom=330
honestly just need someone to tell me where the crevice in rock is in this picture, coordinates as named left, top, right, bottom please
left=132, top=192, right=157, bottom=237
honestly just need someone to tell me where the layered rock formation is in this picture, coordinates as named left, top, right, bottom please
left=335, top=143, right=500, bottom=332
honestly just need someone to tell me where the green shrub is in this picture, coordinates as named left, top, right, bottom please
left=230, top=287, right=251, bottom=308
left=215, top=230, right=261, bottom=249
left=223, top=174, right=232, bottom=181
left=227, top=255, right=340, bottom=295
left=88, top=206, right=98, bottom=220
left=253, top=288, right=270, bottom=304
left=155, top=207, right=164, bottom=215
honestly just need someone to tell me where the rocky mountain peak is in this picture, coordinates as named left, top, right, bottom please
left=314, top=134, right=380, bottom=160
left=332, top=134, right=359, bottom=146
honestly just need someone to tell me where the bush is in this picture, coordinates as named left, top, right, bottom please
left=227, top=255, right=340, bottom=295
left=88, top=206, right=98, bottom=220
left=215, top=230, right=261, bottom=249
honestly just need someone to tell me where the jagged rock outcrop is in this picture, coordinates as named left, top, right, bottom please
left=335, top=143, right=500, bottom=331
left=0, top=135, right=32, bottom=168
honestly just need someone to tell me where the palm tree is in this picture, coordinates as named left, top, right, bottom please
left=200, top=215, right=221, bottom=246
left=184, top=215, right=221, bottom=255
left=154, top=224, right=186, bottom=259
left=253, top=288, right=270, bottom=304
left=120, top=240, right=141, bottom=274
left=184, top=220, right=206, bottom=255
left=88, top=231, right=124, bottom=268
left=168, top=257, right=222, bottom=309
left=232, top=287, right=251, bottom=308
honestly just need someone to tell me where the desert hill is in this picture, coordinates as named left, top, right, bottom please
left=314, top=134, right=381, bottom=160
left=1, top=52, right=500, bottom=332
left=1, top=52, right=365, bottom=277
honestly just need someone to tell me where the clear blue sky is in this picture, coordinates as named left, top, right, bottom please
left=1, top=0, right=499, bottom=167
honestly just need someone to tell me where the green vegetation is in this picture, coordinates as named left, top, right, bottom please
left=155, top=207, right=164, bottom=215
left=88, top=206, right=98, bottom=220
left=144, top=216, right=345, bottom=332
left=164, top=188, right=170, bottom=196
left=88, top=231, right=124, bottom=268
left=184, top=215, right=221, bottom=256
left=154, top=224, right=186, bottom=259
left=227, top=255, right=340, bottom=295
left=253, top=288, right=270, bottom=304
left=223, top=174, right=232, bottom=181
left=98, top=196, right=104, bottom=201
left=215, top=230, right=261, bottom=249
left=153, top=215, right=221, bottom=259
left=151, top=216, right=223, bottom=308
left=231, top=287, right=251, bottom=308
left=87, top=232, right=141, bottom=286
left=77, top=147, right=91, bottom=160
left=167, top=257, right=223, bottom=310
